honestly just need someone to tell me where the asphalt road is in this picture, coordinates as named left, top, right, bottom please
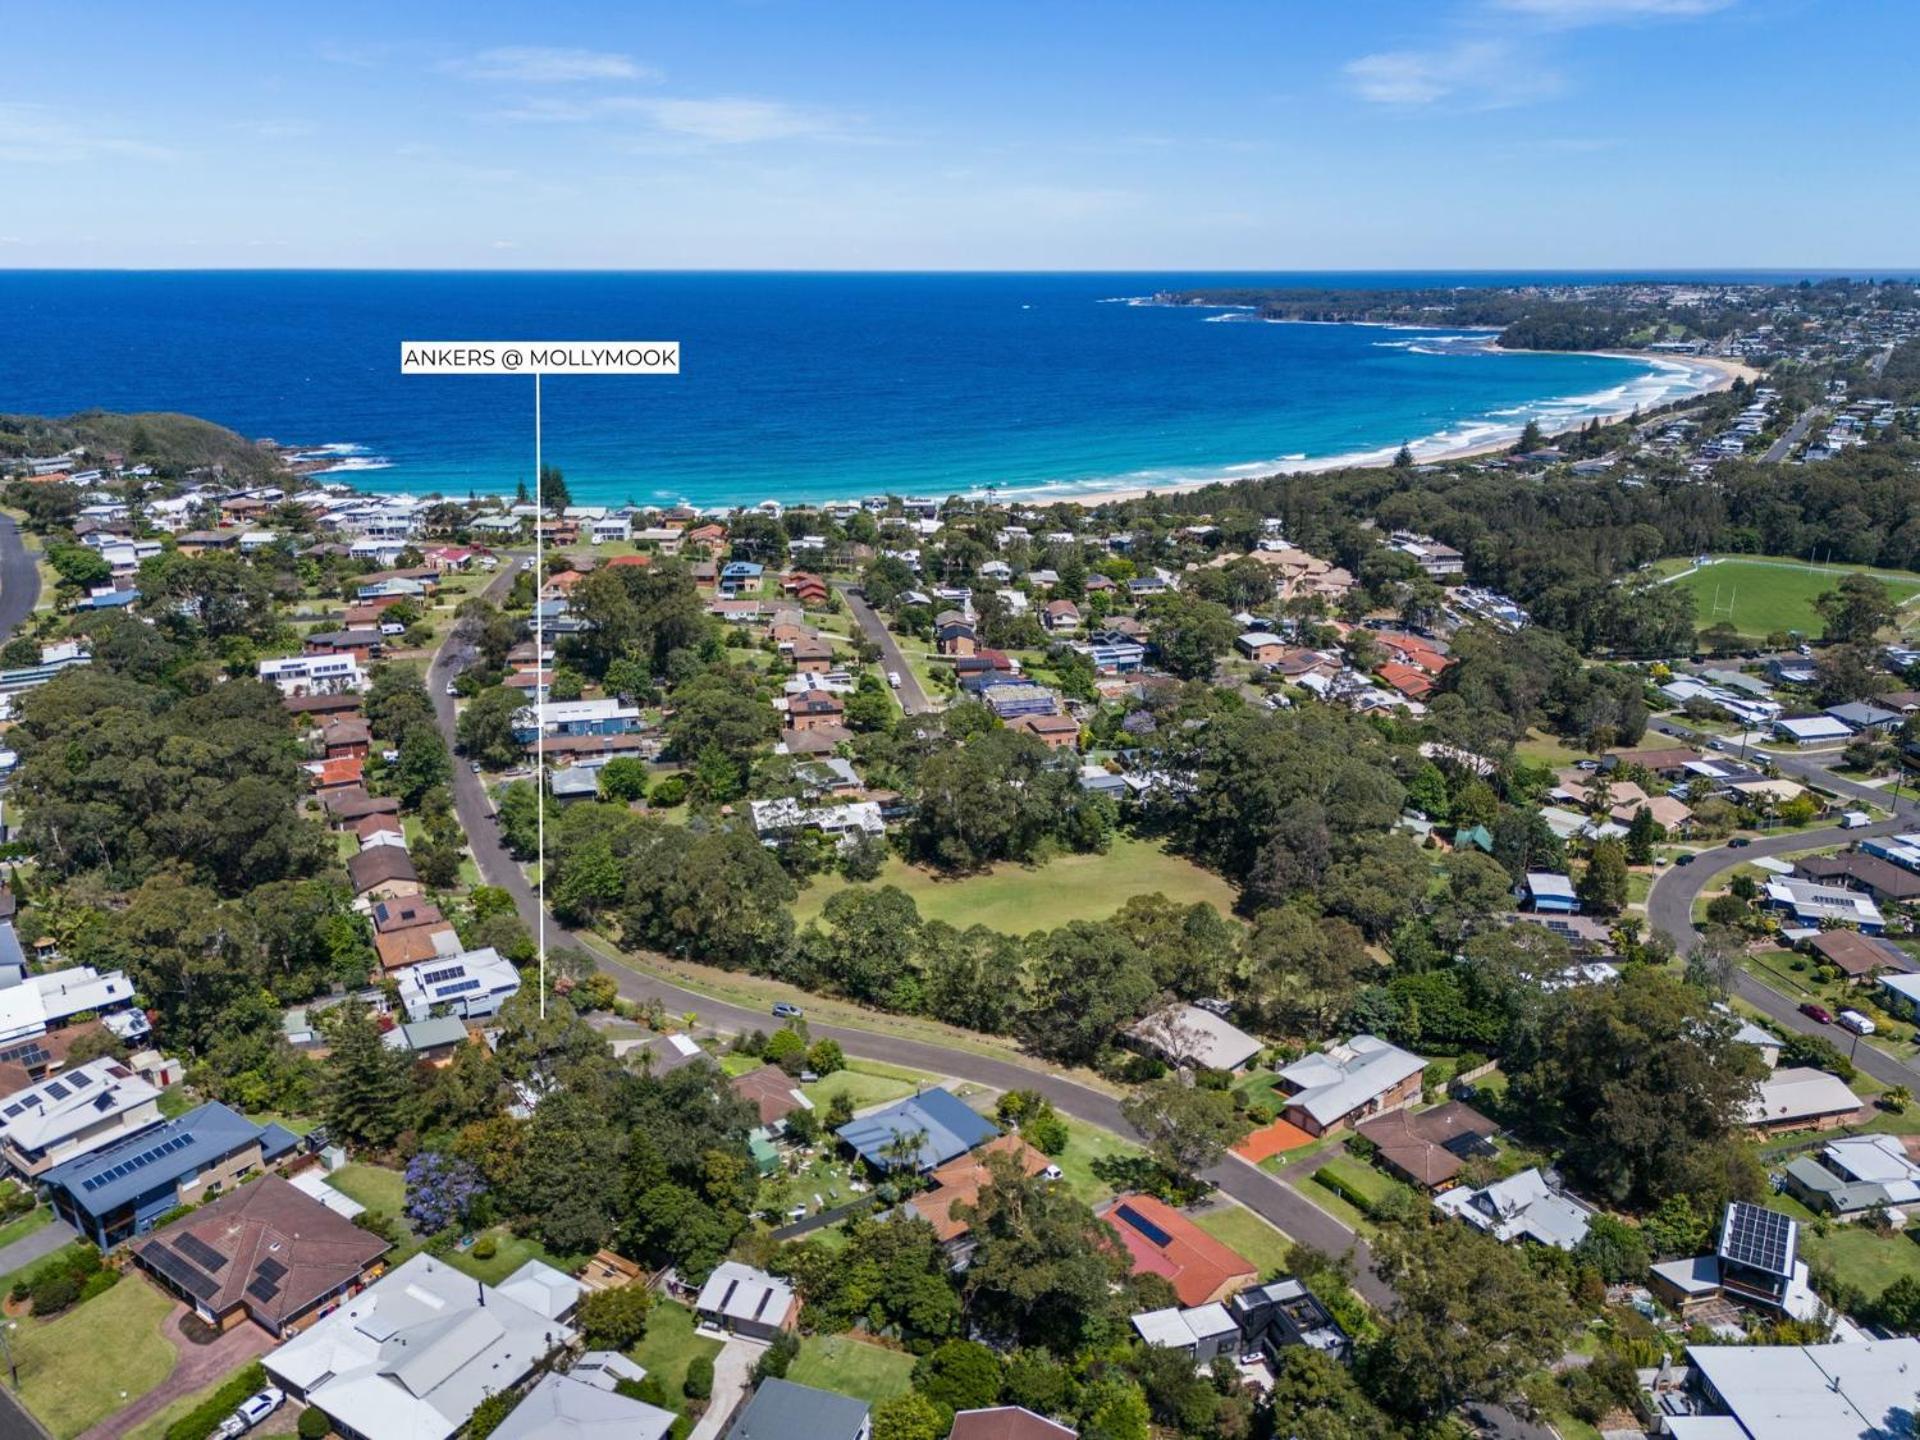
left=1761, top=405, right=1823, bottom=463
left=835, top=584, right=935, bottom=716
left=0, top=513, right=42, bottom=640
left=430, top=575, right=1392, bottom=1304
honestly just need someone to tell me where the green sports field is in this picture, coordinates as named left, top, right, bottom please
left=1664, top=556, right=1920, bottom=639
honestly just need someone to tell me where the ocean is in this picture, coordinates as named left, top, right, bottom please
left=0, top=270, right=1744, bottom=507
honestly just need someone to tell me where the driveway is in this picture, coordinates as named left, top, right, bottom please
left=688, top=1336, right=767, bottom=1440
left=0, top=1220, right=76, bottom=1280
left=75, top=1297, right=274, bottom=1440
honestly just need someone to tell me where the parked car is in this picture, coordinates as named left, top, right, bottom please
left=1728, top=836, right=1752, bottom=849
left=887, top=671, right=902, bottom=689
left=1839, top=1010, right=1876, bottom=1036
left=1675, top=853, right=1696, bottom=866
left=1799, top=1002, right=1834, bottom=1025
left=771, top=1001, right=804, bottom=1020
left=231, top=1388, right=285, bottom=1432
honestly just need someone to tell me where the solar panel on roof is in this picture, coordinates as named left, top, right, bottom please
left=1720, top=1202, right=1795, bottom=1276
left=43, top=1082, right=69, bottom=1100
left=175, top=1234, right=229, bottom=1272
left=255, top=1257, right=287, bottom=1282
left=145, top=1244, right=220, bottom=1301
left=1116, top=1203, right=1173, bottom=1249
left=66, top=1072, right=91, bottom=1088
left=245, top=1278, right=279, bottom=1304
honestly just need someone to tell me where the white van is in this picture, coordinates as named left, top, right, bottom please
left=1841, top=811, right=1871, bottom=830
left=1838, top=1010, right=1876, bottom=1036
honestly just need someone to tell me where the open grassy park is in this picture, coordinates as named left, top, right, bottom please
left=1661, top=555, right=1920, bottom=639
left=794, top=835, right=1238, bottom=934
left=786, top=1335, right=917, bottom=1404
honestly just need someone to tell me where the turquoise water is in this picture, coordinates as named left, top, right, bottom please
left=0, top=270, right=1723, bottom=505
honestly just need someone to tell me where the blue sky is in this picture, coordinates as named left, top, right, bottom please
left=3, top=0, right=1915, bottom=269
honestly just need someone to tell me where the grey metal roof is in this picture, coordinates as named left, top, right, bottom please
left=725, top=1379, right=869, bottom=1440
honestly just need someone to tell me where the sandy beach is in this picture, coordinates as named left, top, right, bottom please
left=1055, top=349, right=1760, bottom=508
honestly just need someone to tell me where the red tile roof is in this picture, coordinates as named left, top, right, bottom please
left=1100, top=1193, right=1257, bottom=1306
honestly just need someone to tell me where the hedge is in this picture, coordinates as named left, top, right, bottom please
left=165, top=1361, right=269, bottom=1440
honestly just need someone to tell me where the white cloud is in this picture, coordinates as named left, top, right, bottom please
left=0, top=102, right=178, bottom=163
left=1344, top=41, right=1560, bottom=108
left=1491, top=0, right=1732, bottom=23
left=622, top=97, right=849, bottom=145
left=448, top=46, right=659, bottom=83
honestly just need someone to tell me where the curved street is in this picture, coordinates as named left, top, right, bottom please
left=429, top=568, right=1391, bottom=1303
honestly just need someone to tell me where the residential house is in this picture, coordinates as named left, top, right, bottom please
left=907, top=1135, right=1055, bottom=1257
left=1744, top=1067, right=1865, bottom=1135
left=1040, top=599, right=1081, bottom=634
left=724, top=1378, right=870, bottom=1440
left=1783, top=1134, right=1920, bottom=1219
left=1763, top=879, right=1884, bottom=933
left=491, top=1372, right=675, bottom=1440
left=1802, top=928, right=1915, bottom=982
left=837, top=1088, right=998, bottom=1174
left=1098, top=1193, right=1258, bottom=1306
left=1007, top=712, right=1080, bottom=751
left=936, top=621, right=979, bottom=657
left=43, top=1101, right=301, bottom=1248
left=1796, top=852, right=1920, bottom=908
left=1126, top=1004, right=1263, bottom=1073
left=132, top=1175, right=390, bottom=1337
left=1274, top=1035, right=1427, bottom=1137
left=1354, top=1101, right=1499, bottom=1191
left=948, top=1409, right=1078, bottom=1440
left=695, top=1261, right=800, bottom=1340
left=1236, top=632, right=1288, bottom=665
left=0, top=1056, right=161, bottom=1178
left=1522, top=872, right=1580, bottom=914
left=1649, top=1202, right=1824, bottom=1323
left=396, top=947, right=521, bottom=1022
left=258, top=654, right=366, bottom=698
left=1131, top=1304, right=1241, bottom=1365
left=1774, top=715, right=1853, bottom=745
left=786, top=692, right=847, bottom=733
left=1655, top=1337, right=1920, bottom=1440
left=346, top=845, right=421, bottom=902
left=383, top=1017, right=472, bottom=1066
left=1435, top=1167, right=1593, bottom=1250
left=1228, top=1277, right=1352, bottom=1365
left=0, top=965, right=143, bottom=1045
left=731, top=1065, right=813, bottom=1130
left=265, top=1253, right=578, bottom=1440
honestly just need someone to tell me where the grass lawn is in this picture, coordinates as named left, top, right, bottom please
left=1192, top=1203, right=1294, bottom=1278
left=444, top=1227, right=585, bottom=1287
left=626, top=1300, right=720, bottom=1400
left=1050, top=1124, right=1147, bottom=1207
left=157, top=1087, right=197, bottom=1119
left=1668, top=556, right=1920, bottom=639
left=15, top=1278, right=179, bottom=1439
left=1799, top=1220, right=1920, bottom=1301
left=244, top=1109, right=322, bottom=1136
left=802, top=1059, right=933, bottom=1113
left=326, top=1163, right=407, bottom=1216
left=786, top=1335, right=916, bottom=1404
left=0, top=1205, right=52, bottom=1250
left=792, top=835, right=1238, bottom=935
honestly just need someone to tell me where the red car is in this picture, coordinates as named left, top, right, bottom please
left=1799, top=1002, right=1834, bottom=1025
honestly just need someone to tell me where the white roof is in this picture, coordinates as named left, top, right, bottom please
left=1684, top=1337, right=1920, bottom=1440
left=1775, top=716, right=1853, bottom=740
left=0, top=966, right=138, bottom=1044
left=1823, top=1134, right=1920, bottom=1187
left=264, top=1253, right=576, bottom=1440
left=490, top=1371, right=675, bottom=1440
left=1127, top=1004, right=1263, bottom=1071
left=496, top=1259, right=583, bottom=1322
left=1744, top=1067, right=1863, bottom=1127
left=1435, top=1167, right=1592, bottom=1250
left=1525, top=872, right=1577, bottom=900
left=1763, top=880, right=1883, bottom=928
left=1277, top=1035, right=1426, bottom=1128
left=694, top=1261, right=793, bottom=1328
left=0, top=1056, right=157, bottom=1155
left=1880, top=972, right=1920, bottom=1003
left=1131, top=1302, right=1239, bottom=1350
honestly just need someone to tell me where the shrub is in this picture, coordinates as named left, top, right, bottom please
left=471, top=1234, right=499, bottom=1261
left=30, top=1272, right=78, bottom=1316
left=755, top=1329, right=799, bottom=1381
left=78, top=1269, right=119, bottom=1302
left=297, top=1407, right=334, bottom=1439
left=650, top=775, right=689, bottom=808
left=164, top=1361, right=269, bottom=1440
left=684, top=1353, right=715, bottom=1400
